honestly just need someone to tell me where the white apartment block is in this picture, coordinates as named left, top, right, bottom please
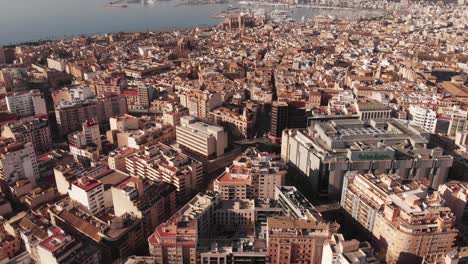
left=6, top=90, right=47, bottom=117
left=68, top=177, right=105, bottom=215
left=0, top=142, right=39, bottom=188
left=409, top=105, right=437, bottom=133
left=176, top=116, right=227, bottom=158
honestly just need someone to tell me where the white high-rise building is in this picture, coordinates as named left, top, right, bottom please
left=68, top=176, right=105, bottom=215
left=5, top=90, right=47, bottom=117
left=409, top=105, right=437, bottom=133
left=68, top=120, right=102, bottom=163
left=82, top=120, right=102, bottom=150
left=0, top=142, right=39, bottom=188
left=176, top=116, right=227, bottom=158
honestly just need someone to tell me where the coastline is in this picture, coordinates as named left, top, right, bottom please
left=1, top=25, right=218, bottom=48
left=0, top=1, right=385, bottom=48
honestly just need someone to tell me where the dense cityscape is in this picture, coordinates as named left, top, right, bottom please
left=0, top=1, right=467, bottom=264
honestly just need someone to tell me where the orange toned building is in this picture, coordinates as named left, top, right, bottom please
left=148, top=193, right=219, bottom=264
left=0, top=223, right=20, bottom=262
left=309, top=91, right=322, bottom=108
left=213, top=148, right=286, bottom=200
left=341, top=172, right=458, bottom=263
left=267, top=216, right=330, bottom=264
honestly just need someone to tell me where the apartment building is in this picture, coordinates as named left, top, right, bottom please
left=5, top=90, right=47, bottom=117
left=37, top=226, right=100, bottom=264
left=53, top=163, right=93, bottom=195
left=200, top=249, right=267, bottom=264
left=125, top=143, right=204, bottom=204
left=1, top=117, right=52, bottom=155
left=55, top=93, right=126, bottom=136
left=409, top=105, right=437, bottom=133
left=340, top=172, right=390, bottom=232
left=68, top=176, right=105, bottom=215
left=179, top=90, right=222, bottom=120
left=162, top=103, right=188, bottom=126
left=448, top=106, right=467, bottom=137
left=281, top=119, right=453, bottom=198
left=341, top=172, right=458, bottom=263
left=0, top=142, right=39, bottom=196
left=107, top=114, right=175, bottom=148
left=176, top=116, right=227, bottom=158
left=210, top=107, right=255, bottom=138
left=108, top=147, right=137, bottom=172
left=213, top=199, right=255, bottom=231
left=68, top=119, right=102, bottom=164
left=49, top=198, right=145, bottom=263
left=148, top=193, right=219, bottom=264
left=112, top=177, right=177, bottom=238
left=55, top=100, right=98, bottom=136
left=438, top=181, right=468, bottom=226
left=267, top=216, right=330, bottom=264
left=17, top=211, right=53, bottom=262
left=214, top=148, right=286, bottom=200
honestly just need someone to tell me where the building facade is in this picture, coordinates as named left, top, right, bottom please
left=0, top=142, right=39, bottom=196
left=176, top=116, right=228, bottom=159
left=341, top=172, right=458, bottom=263
left=1, top=117, right=52, bottom=155
left=125, top=143, right=204, bottom=204
left=281, top=119, right=453, bottom=198
left=409, top=105, right=437, bottom=133
left=214, top=148, right=286, bottom=200
left=5, top=90, right=47, bottom=117
left=267, top=216, right=330, bottom=264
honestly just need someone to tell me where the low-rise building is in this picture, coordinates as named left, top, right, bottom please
left=0, top=223, right=21, bottom=262
left=321, top=234, right=380, bottom=264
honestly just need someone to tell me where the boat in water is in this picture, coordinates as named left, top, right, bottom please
left=106, top=1, right=129, bottom=7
